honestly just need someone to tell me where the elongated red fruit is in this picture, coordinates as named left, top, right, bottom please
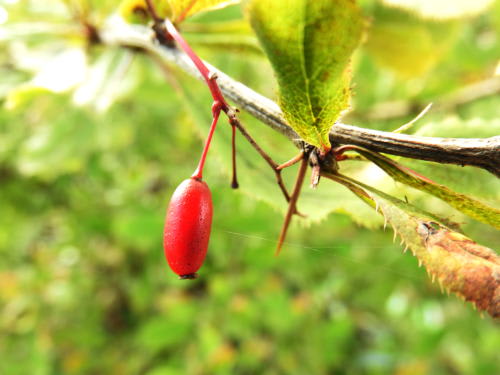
left=163, top=177, right=213, bottom=279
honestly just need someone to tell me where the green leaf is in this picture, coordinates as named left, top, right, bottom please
left=328, top=174, right=500, bottom=319
left=247, top=0, right=364, bottom=151
left=347, top=146, right=500, bottom=229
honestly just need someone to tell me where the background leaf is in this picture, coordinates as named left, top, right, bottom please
left=247, top=0, right=364, bottom=151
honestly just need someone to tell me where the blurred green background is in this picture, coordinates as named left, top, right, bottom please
left=0, top=1, right=499, bottom=374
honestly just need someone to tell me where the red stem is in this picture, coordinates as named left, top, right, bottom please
left=164, top=19, right=229, bottom=111
left=192, top=103, right=222, bottom=180
left=144, top=3, right=237, bottom=183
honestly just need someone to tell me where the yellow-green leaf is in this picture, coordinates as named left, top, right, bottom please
left=168, top=0, right=240, bottom=22
left=347, top=146, right=500, bottom=229
left=247, top=0, right=364, bottom=152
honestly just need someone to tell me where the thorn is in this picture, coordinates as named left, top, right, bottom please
left=392, top=102, right=433, bottom=133
left=310, top=164, right=321, bottom=189
left=418, top=259, right=422, bottom=267
left=277, top=152, right=304, bottom=170
left=437, top=280, right=444, bottom=293
left=275, top=157, right=308, bottom=255
left=309, top=150, right=321, bottom=189
left=393, top=231, right=397, bottom=243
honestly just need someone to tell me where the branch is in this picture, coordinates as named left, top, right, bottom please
left=99, top=18, right=500, bottom=177
left=358, top=76, right=500, bottom=121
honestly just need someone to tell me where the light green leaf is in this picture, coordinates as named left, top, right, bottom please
left=366, top=6, right=458, bottom=77
left=186, top=33, right=262, bottom=55
left=247, top=0, right=364, bottom=151
left=328, top=174, right=500, bottom=318
left=381, top=0, right=495, bottom=20
left=184, top=20, right=261, bottom=54
left=348, top=146, right=500, bottom=229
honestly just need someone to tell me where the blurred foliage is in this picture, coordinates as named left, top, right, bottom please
left=0, top=1, right=499, bottom=374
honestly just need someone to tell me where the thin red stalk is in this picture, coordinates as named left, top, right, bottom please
left=145, top=2, right=241, bottom=188
left=192, top=104, right=222, bottom=180
left=163, top=19, right=228, bottom=110
left=231, top=117, right=295, bottom=203
left=231, top=124, right=239, bottom=188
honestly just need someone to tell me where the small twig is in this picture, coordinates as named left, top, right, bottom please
left=277, top=152, right=304, bottom=170
left=358, top=76, right=500, bottom=121
left=437, top=76, right=500, bottom=111
left=276, top=155, right=309, bottom=255
left=229, top=116, right=293, bottom=204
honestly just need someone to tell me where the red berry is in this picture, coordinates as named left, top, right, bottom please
left=163, top=177, right=213, bottom=279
